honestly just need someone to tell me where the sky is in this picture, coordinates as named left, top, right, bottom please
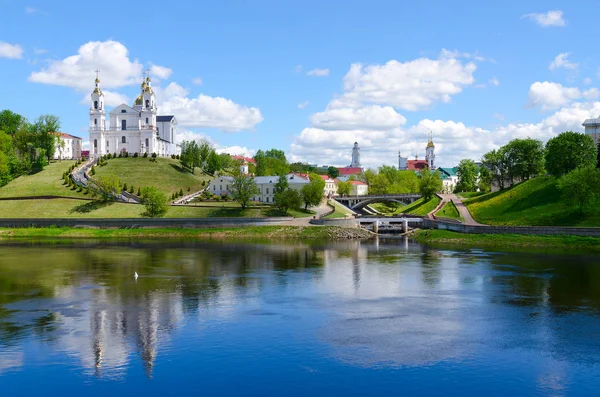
left=0, top=0, right=599, bottom=169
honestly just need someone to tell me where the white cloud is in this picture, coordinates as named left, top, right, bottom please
left=0, top=41, right=23, bottom=59
left=584, top=77, right=593, bottom=85
left=158, top=82, right=263, bottom=132
left=307, top=68, right=330, bottom=77
left=80, top=90, right=129, bottom=107
left=149, top=64, right=172, bottom=80
left=489, top=77, right=500, bottom=87
left=522, top=10, right=566, bottom=27
left=439, top=48, right=495, bottom=63
left=192, top=77, right=203, bottom=85
left=297, top=101, right=309, bottom=109
left=342, top=57, right=476, bottom=111
left=527, top=81, right=598, bottom=111
left=29, top=40, right=143, bottom=89
left=216, top=145, right=256, bottom=157
left=310, top=105, right=406, bottom=131
left=174, top=129, right=255, bottom=157
left=549, top=53, right=578, bottom=71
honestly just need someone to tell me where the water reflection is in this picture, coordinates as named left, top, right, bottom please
left=0, top=238, right=600, bottom=394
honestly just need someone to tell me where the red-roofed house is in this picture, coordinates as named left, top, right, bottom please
left=337, top=167, right=363, bottom=176
left=232, top=155, right=256, bottom=164
left=406, top=160, right=429, bottom=171
left=349, top=180, right=368, bottom=196
left=319, top=175, right=338, bottom=197
left=53, top=132, right=82, bottom=160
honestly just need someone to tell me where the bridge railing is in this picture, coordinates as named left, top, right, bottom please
left=336, top=193, right=421, bottom=199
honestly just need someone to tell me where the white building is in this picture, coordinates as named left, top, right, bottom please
left=321, top=175, right=338, bottom=197
left=54, top=132, right=83, bottom=160
left=350, top=142, right=361, bottom=167
left=89, top=73, right=179, bottom=158
left=582, top=116, right=600, bottom=146
left=208, top=174, right=310, bottom=203
left=349, top=180, right=368, bottom=196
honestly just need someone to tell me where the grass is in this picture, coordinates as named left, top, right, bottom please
left=412, top=229, right=600, bottom=252
left=435, top=201, right=462, bottom=221
left=464, top=176, right=600, bottom=226
left=369, top=202, right=405, bottom=216
left=456, top=191, right=486, bottom=199
left=0, top=226, right=372, bottom=240
left=401, top=196, right=441, bottom=216
left=324, top=200, right=354, bottom=219
left=0, top=161, right=85, bottom=199
left=94, top=157, right=211, bottom=197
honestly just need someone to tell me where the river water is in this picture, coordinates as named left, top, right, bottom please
left=0, top=238, right=600, bottom=396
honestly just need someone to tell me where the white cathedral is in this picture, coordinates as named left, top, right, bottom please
left=89, top=73, right=179, bottom=158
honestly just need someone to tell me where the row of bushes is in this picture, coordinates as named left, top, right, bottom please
left=101, top=152, right=159, bottom=159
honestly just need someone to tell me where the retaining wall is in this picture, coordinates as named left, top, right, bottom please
left=423, top=218, right=600, bottom=237
left=309, top=218, right=359, bottom=227
left=0, top=217, right=293, bottom=229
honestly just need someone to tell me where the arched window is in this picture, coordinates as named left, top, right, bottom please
left=94, top=119, right=97, bottom=125
left=145, top=117, right=149, bottom=124
left=145, top=100, right=150, bottom=108
left=145, top=138, right=149, bottom=148
left=121, top=120, right=126, bottom=130
left=121, top=136, right=126, bottom=144
left=93, top=139, right=97, bottom=148
left=94, top=101, right=98, bottom=110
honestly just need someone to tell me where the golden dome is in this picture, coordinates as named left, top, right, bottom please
left=426, top=140, right=435, bottom=148
left=95, top=77, right=100, bottom=83
left=134, top=94, right=143, bottom=106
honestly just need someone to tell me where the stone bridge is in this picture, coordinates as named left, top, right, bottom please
left=334, top=193, right=421, bottom=210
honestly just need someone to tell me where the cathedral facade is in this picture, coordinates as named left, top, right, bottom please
left=89, top=74, right=179, bottom=158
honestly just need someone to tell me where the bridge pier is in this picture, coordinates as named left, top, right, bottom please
left=402, top=219, right=408, bottom=233
left=373, top=221, right=379, bottom=234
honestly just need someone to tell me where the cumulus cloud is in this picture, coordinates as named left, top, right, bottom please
left=0, top=41, right=23, bottom=59
left=306, top=68, right=330, bottom=77
left=297, top=101, right=309, bottom=109
left=310, top=105, right=406, bottom=131
left=158, top=82, right=263, bottom=132
left=342, top=57, right=476, bottom=111
left=549, top=53, right=578, bottom=71
left=80, top=90, right=129, bottom=107
left=528, top=81, right=598, bottom=111
left=149, top=64, right=172, bottom=80
left=174, top=129, right=255, bottom=156
left=29, top=40, right=143, bottom=89
left=522, top=10, right=566, bottom=27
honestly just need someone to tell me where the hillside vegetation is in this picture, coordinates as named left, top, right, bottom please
left=94, top=157, right=211, bottom=197
left=401, top=196, right=440, bottom=216
left=0, top=161, right=84, bottom=198
left=464, top=176, right=600, bottom=226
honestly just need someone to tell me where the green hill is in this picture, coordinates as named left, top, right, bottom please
left=0, top=161, right=85, bottom=198
left=464, top=176, right=600, bottom=226
left=401, top=196, right=440, bottom=216
left=93, top=157, right=211, bottom=196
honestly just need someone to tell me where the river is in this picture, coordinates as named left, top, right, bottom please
left=0, top=238, right=599, bottom=396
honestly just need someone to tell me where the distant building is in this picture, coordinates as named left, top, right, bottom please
left=582, top=116, right=600, bottom=146
left=319, top=174, right=338, bottom=197
left=338, top=167, right=363, bottom=176
left=350, top=142, right=361, bottom=168
left=398, top=132, right=436, bottom=171
left=349, top=180, right=368, bottom=196
left=438, top=167, right=458, bottom=193
left=208, top=173, right=309, bottom=203
left=53, top=132, right=82, bottom=160
left=232, top=155, right=256, bottom=164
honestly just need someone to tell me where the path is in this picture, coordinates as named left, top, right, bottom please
left=282, top=200, right=332, bottom=226
left=438, top=194, right=485, bottom=226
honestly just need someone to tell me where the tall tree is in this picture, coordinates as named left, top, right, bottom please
left=557, top=166, right=600, bottom=215
left=229, top=173, right=259, bottom=209
left=300, top=173, right=325, bottom=210
left=31, top=115, right=60, bottom=162
left=274, top=188, right=302, bottom=214
left=480, top=149, right=507, bottom=190
left=455, top=159, right=479, bottom=192
left=140, top=186, right=168, bottom=217
left=274, top=175, right=289, bottom=195
left=327, top=166, right=339, bottom=179
left=503, top=138, right=545, bottom=181
left=545, top=131, right=597, bottom=176
left=204, top=149, right=221, bottom=175
left=0, top=110, right=26, bottom=135
left=337, top=180, right=351, bottom=196
left=418, top=169, right=442, bottom=201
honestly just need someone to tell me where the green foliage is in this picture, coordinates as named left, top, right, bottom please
left=137, top=187, right=141, bottom=196
left=327, top=166, right=339, bottom=179
left=456, top=159, right=479, bottom=192
left=152, top=152, right=157, bottom=158
left=274, top=188, right=303, bottom=214
left=418, top=169, right=442, bottom=201
left=229, top=174, right=259, bottom=209
left=503, top=138, right=545, bottom=181
left=140, top=186, right=168, bottom=217
left=254, top=149, right=290, bottom=176
left=143, top=152, right=148, bottom=158
left=122, top=183, right=128, bottom=192
left=90, top=175, right=121, bottom=203
left=134, top=152, right=139, bottom=158
left=179, top=188, right=184, bottom=197
left=205, top=150, right=221, bottom=175
left=557, top=166, right=600, bottom=215
left=129, top=185, right=134, bottom=194
left=300, top=174, right=325, bottom=210
left=337, top=180, right=351, bottom=196
left=274, top=175, right=289, bottom=195
left=180, top=139, right=212, bottom=173
left=545, top=131, right=597, bottom=176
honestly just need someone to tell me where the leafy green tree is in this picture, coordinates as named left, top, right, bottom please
left=31, top=115, right=60, bottom=163
left=254, top=148, right=289, bottom=176
left=90, top=175, right=121, bottom=202
left=141, top=186, right=168, bottom=217
left=204, top=149, right=221, bottom=175
left=0, top=110, right=26, bottom=135
left=557, top=166, right=600, bottom=215
left=274, top=175, right=289, bottom=195
left=218, top=153, right=233, bottom=171
left=369, top=173, right=389, bottom=194
left=337, top=180, right=351, bottom=196
left=455, top=159, right=479, bottom=192
left=388, top=170, right=419, bottom=194
left=229, top=174, right=259, bottom=209
left=327, top=166, right=339, bottom=179
left=480, top=149, right=508, bottom=190
left=503, top=138, right=545, bottom=181
left=274, top=188, right=302, bottom=214
left=545, top=131, right=597, bottom=176
left=300, top=173, right=326, bottom=210
left=359, top=168, right=377, bottom=186
left=418, top=169, right=442, bottom=201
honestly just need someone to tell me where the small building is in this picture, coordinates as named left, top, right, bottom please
left=437, top=167, right=458, bottom=193
left=582, top=116, right=600, bottom=146
left=319, top=174, right=338, bottom=197
left=208, top=174, right=309, bottom=203
left=53, top=132, right=82, bottom=160
left=349, top=180, right=368, bottom=196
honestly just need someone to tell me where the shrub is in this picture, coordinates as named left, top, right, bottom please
left=143, top=152, right=148, bottom=158
left=124, top=152, right=129, bottom=158
left=107, top=153, right=112, bottom=159
left=133, top=152, right=139, bottom=158
left=202, top=180, right=206, bottom=186
left=123, top=183, right=128, bottom=192
left=129, top=185, right=134, bottom=194
left=176, top=154, right=180, bottom=159
left=221, top=193, right=229, bottom=201
left=179, top=188, right=184, bottom=197
left=137, top=187, right=141, bottom=196
left=171, top=154, right=175, bottom=159
left=118, top=153, right=122, bottom=158
left=84, top=187, right=89, bottom=195
left=152, top=152, right=157, bottom=158
left=141, top=187, right=168, bottom=218
left=113, top=152, right=116, bottom=158
left=187, top=187, right=191, bottom=192
left=77, top=185, right=83, bottom=192
left=150, top=158, right=157, bottom=163
left=90, top=166, right=96, bottom=176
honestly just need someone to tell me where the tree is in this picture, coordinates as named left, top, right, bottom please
left=229, top=174, right=259, bottom=209
left=480, top=149, right=507, bottom=190
left=359, top=168, right=377, bottom=186
left=204, top=149, right=221, bottom=175
left=0, top=110, right=26, bottom=135
left=274, top=175, right=289, bottom=195
left=455, top=159, right=479, bottom=192
left=369, top=173, right=389, bottom=194
left=545, top=131, right=597, bottom=177
left=388, top=170, right=419, bottom=194
left=141, top=186, right=168, bottom=217
left=254, top=148, right=289, bottom=176
left=337, top=180, right=351, bottom=196
left=300, top=173, right=326, bottom=210
left=503, top=138, right=545, bottom=181
left=31, top=115, right=60, bottom=162
left=418, top=169, right=442, bottom=201
left=90, top=175, right=121, bottom=202
left=274, top=188, right=302, bottom=214
left=327, top=166, right=339, bottom=179
left=557, top=166, right=600, bottom=215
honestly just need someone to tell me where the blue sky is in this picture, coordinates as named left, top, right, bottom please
left=0, top=0, right=598, bottom=168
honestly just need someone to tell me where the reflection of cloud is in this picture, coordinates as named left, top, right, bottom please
left=0, top=349, right=23, bottom=374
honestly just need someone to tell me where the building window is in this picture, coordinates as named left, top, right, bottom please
left=94, top=119, right=97, bottom=125
left=220, top=185, right=222, bottom=191
left=94, top=101, right=98, bottom=110
left=145, top=100, right=150, bottom=108
left=121, top=120, right=126, bottom=130
left=213, top=185, right=216, bottom=191
left=93, top=139, right=97, bottom=148
left=145, top=138, right=149, bottom=148
left=106, top=140, right=109, bottom=147
left=266, top=197, right=269, bottom=203
left=266, top=188, right=269, bottom=194
left=121, top=136, right=126, bottom=144
left=146, top=117, right=149, bottom=124
left=121, top=109, right=126, bottom=113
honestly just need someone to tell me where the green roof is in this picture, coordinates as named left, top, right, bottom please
left=437, top=167, right=458, bottom=177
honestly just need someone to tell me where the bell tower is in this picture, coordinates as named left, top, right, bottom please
left=89, top=71, right=106, bottom=157
left=425, top=131, right=436, bottom=169
left=350, top=142, right=361, bottom=168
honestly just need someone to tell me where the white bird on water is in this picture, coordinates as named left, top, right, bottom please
left=134, top=272, right=139, bottom=280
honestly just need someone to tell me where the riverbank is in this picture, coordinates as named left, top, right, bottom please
left=412, top=229, right=600, bottom=251
left=0, top=225, right=373, bottom=240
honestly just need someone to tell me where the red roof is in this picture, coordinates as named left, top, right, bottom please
left=232, top=155, right=256, bottom=164
left=53, top=132, right=82, bottom=140
left=319, top=174, right=333, bottom=181
left=350, top=180, right=367, bottom=185
left=407, top=160, right=428, bottom=171
left=288, top=172, right=310, bottom=180
left=337, top=167, right=363, bottom=175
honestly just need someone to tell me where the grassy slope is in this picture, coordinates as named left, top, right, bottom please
left=401, top=197, right=441, bottom=216
left=0, top=161, right=85, bottom=198
left=369, top=202, right=405, bottom=216
left=94, top=157, right=211, bottom=196
left=435, top=201, right=462, bottom=221
left=464, top=176, right=600, bottom=226
left=325, top=200, right=353, bottom=219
